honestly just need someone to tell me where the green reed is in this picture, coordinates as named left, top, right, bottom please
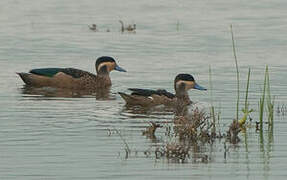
left=230, top=25, right=240, bottom=120
left=265, top=66, right=274, bottom=130
left=259, top=66, right=268, bottom=132
left=244, top=68, right=251, bottom=112
left=240, top=67, right=253, bottom=126
left=176, top=20, right=180, bottom=31
left=243, top=68, right=251, bottom=152
left=209, top=65, right=216, bottom=136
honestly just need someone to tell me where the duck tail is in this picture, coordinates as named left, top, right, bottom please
left=118, top=92, right=130, bottom=102
left=119, top=92, right=152, bottom=107
left=119, top=92, right=139, bottom=104
left=17, top=72, right=33, bottom=85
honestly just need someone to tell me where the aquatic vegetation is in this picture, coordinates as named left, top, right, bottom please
left=244, top=68, right=251, bottom=113
left=119, top=20, right=136, bottom=33
left=238, top=109, right=253, bottom=127
left=114, top=128, right=131, bottom=158
left=239, top=68, right=253, bottom=127
left=156, top=142, right=190, bottom=163
left=230, top=25, right=240, bottom=121
left=259, top=66, right=270, bottom=131
left=142, top=121, right=162, bottom=138
left=227, top=120, right=241, bottom=144
left=257, top=67, right=274, bottom=160
left=144, top=101, right=222, bottom=163
left=229, top=26, right=253, bottom=130
left=176, top=20, right=180, bottom=31
left=265, top=66, right=274, bottom=127
left=174, top=108, right=213, bottom=141
left=209, top=66, right=217, bottom=137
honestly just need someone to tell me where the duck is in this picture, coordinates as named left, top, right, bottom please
left=118, top=73, right=206, bottom=107
left=89, top=24, right=98, bottom=32
left=17, top=56, right=126, bottom=90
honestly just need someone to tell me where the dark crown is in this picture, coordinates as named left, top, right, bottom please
left=175, top=74, right=195, bottom=82
left=96, top=56, right=116, bottom=69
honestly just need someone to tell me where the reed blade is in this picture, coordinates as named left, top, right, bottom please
left=230, top=25, right=240, bottom=121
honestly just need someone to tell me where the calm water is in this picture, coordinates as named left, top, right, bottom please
left=1, top=0, right=287, bottom=179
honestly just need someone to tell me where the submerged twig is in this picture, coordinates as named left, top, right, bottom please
left=114, top=128, right=131, bottom=154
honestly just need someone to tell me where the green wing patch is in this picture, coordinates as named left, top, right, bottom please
left=30, top=68, right=91, bottom=78
left=30, top=68, right=64, bottom=77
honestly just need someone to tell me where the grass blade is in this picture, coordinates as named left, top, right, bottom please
left=230, top=25, right=240, bottom=120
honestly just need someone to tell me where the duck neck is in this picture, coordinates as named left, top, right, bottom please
left=97, top=65, right=110, bottom=76
left=97, top=71, right=110, bottom=77
left=176, top=91, right=191, bottom=105
left=174, top=89, right=191, bottom=116
left=96, top=67, right=111, bottom=86
left=175, top=85, right=191, bottom=103
left=96, top=74, right=111, bottom=87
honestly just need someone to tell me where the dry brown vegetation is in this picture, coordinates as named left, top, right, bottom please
left=226, top=120, right=241, bottom=144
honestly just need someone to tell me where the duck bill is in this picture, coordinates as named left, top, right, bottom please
left=114, top=64, right=127, bottom=72
left=194, top=83, right=207, bottom=91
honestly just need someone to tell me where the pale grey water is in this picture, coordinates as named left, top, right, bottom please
left=1, top=0, right=287, bottom=179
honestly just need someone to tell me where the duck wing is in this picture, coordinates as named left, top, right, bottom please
left=30, top=68, right=94, bottom=79
left=128, top=88, right=175, bottom=99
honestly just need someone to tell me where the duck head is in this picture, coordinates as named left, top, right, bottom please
left=174, top=73, right=206, bottom=96
left=96, top=56, right=127, bottom=74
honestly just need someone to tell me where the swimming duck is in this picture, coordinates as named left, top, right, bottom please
left=17, top=56, right=126, bottom=90
left=89, top=24, right=98, bottom=31
left=119, top=73, right=206, bottom=107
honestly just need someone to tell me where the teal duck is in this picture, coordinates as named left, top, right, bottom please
left=18, top=56, right=126, bottom=90
left=119, top=74, right=206, bottom=107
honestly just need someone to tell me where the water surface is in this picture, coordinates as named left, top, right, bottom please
left=1, top=0, right=287, bottom=179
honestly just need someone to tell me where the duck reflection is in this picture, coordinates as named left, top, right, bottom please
left=20, top=85, right=114, bottom=100
left=120, top=105, right=174, bottom=119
